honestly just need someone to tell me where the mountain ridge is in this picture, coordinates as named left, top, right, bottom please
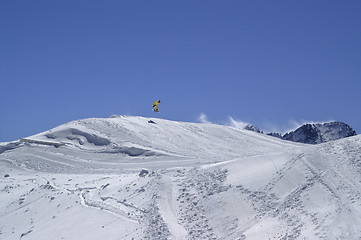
left=282, top=121, right=357, bottom=144
left=242, top=121, right=357, bottom=144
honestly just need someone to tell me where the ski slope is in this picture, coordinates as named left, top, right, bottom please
left=1, top=116, right=361, bottom=239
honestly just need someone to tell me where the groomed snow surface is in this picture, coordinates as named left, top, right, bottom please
left=1, top=116, right=361, bottom=240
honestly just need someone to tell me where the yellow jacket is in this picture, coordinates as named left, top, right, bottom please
left=152, top=100, right=160, bottom=107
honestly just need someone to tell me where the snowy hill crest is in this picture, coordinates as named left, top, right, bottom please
left=1, top=116, right=361, bottom=239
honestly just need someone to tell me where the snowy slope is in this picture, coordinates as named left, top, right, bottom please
left=1, top=116, right=361, bottom=240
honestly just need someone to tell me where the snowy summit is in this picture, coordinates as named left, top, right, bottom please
left=1, top=116, right=361, bottom=239
left=282, top=121, right=357, bottom=144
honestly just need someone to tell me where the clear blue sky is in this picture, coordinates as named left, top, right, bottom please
left=1, top=0, right=360, bottom=141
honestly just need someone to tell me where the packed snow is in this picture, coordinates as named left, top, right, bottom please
left=1, top=116, right=361, bottom=239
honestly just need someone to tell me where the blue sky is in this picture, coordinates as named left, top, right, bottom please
left=1, top=0, right=360, bottom=141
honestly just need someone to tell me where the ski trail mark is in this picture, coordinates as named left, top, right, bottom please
left=158, top=175, right=188, bottom=240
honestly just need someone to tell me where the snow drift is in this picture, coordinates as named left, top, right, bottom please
left=1, top=116, right=361, bottom=239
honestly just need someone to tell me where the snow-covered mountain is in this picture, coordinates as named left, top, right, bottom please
left=282, top=121, right=357, bottom=144
left=1, top=116, right=361, bottom=239
left=243, top=124, right=262, bottom=133
left=243, top=121, right=357, bottom=144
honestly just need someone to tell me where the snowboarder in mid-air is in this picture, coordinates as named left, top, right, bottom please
left=152, top=100, right=161, bottom=112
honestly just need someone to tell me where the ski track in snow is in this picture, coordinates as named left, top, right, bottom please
left=158, top=174, right=188, bottom=240
left=1, top=116, right=361, bottom=239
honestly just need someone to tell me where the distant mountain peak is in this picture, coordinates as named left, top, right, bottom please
left=243, top=124, right=262, bottom=133
left=240, top=120, right=357, bottom=144
left=281, top=121, right=357, bottom=144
